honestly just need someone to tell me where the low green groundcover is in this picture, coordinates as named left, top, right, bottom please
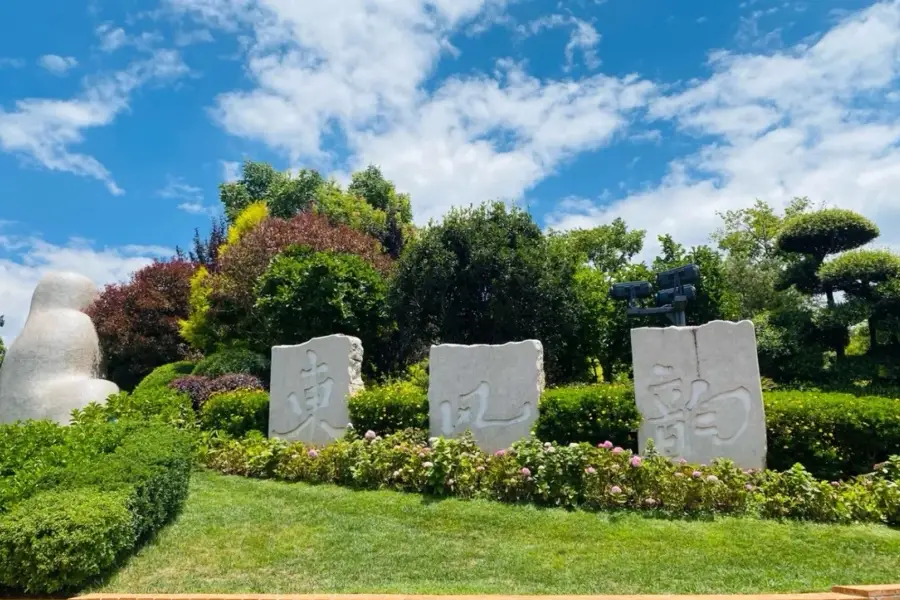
left=0, top=420, right=193, bottom=594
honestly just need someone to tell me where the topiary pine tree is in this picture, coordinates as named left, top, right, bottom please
left=775, top=208, right=880, bottom=359
left=819, top=249, right=900, bottom=352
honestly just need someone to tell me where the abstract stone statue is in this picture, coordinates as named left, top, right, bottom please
left=269, top=334, right=364, bottom=444
left=429, top=340, right=544, bottom=453
left=0, top=272, right=119, bottom=425
left=631, top=320, right=767, bottom=469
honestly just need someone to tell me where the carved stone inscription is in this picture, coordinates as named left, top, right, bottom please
left=429, top=341, right=543, bottom=453
left=631, top=320, right=766, bottom=469
left=269, top=334, right=363, bottom=445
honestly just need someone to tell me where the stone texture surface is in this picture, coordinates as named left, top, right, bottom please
left=0, top=271, right=119, bottom=425
left=269, top=334, right=363, bottom=444
left=631, top=320, right=766, bottom=469
left=428, top=340, right=544, bottom=453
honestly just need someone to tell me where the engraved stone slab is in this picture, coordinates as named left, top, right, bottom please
left=631, top=320, right=767, bottom=469
left=428, top=340, right=544, bottom=453
left=269, top=334, right=363, bottom=445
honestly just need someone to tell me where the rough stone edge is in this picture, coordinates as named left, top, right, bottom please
left=270, top=334, right=365, bottom=397
left=630, top=319, right=756, bottom=334
left=430, top=339, right=544, bottom=351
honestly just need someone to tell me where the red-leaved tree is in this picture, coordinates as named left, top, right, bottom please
left=87, top=259, right=196, bottom=390
left=203, top=212, right=394, bottom=347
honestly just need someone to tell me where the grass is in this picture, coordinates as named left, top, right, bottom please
left=100, top=470, right=900, bottom=595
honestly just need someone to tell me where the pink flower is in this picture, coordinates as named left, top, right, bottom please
left=745, top=483, right=754, bottom=491
left=307, top=449, right=319, bottom=459
left=706, top=475, right=719, bottom=483
left=831, top=481, right=841, bottom=487
left=630, top=456, right=643, bottom=468
left=645, top=498, right=657, bottom=507
left=476, top=466, right=485, bottom=472
left=692, top=470, right=702, bottom=478
left=364, top=430, right=377, bottom=441
left=612, top=447, right=624, bottom=455
left=585, top=466, right=597, bottom=475
left=521, top=467, right=532, bottom=477
left=600, top=440, right=614, bottom=449
left=423, top=461, right=434, bottom=468
left=610, top=485, right=622, bottom=495
left=494, top=449, right=507, bottom=457
left=679, top=458, right=688, bottom=465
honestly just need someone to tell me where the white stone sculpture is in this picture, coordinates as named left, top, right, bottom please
left=269, top=334, right=363, bottom=444
left=0, top=271, right=119, bottom=425
left=631, top=320, right=767, bottom=469
left=428, top=340, right=544, bottom=453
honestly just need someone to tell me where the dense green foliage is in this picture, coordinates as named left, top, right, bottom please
left=202, top=429, right=900, bottom=525
left=391, top=202, right=600, bottom=383
left=765, top=390, right=900, bottom=479
left=199, top=390, right=269, bottom=438
left=535, top=385, right=639, bottom=448
left=133, top=361, right=196, bottom=395
left=192, top=348, right=270, bottom=382
left=0, top=421, right=192, bottom=593
left=777, top=209, right=879, bottom=259
left=255, top=246, right=389, bottom=366
left=348, top=381, right=428, bottom=435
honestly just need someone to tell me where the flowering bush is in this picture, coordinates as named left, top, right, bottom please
left=200, top=431, right=900, bottom=525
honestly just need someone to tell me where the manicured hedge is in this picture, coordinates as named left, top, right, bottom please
left=200, top=390, right=269, bottom=437
left=348, top=381, right=428, bottom=435
left=192, top=348, right=270, bottom=382
left=349, top=382, right=900, bottom=480
left=0, top=421, right=192, bottom=594
left=765, top=390, right=900, bottom=479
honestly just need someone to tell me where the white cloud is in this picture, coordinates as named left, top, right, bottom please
left=0, top=58, right=25, bottom=69
left=221, top=160, right=241, bottom=182
left=158, top=176, right=203, bottom=201
left=518, top=14, right=601, bottom=70
left=96, top=23, right=128, bottom=52
left=175, top=28, right=215, bottom=45
left=549, top=0, right=900, bottom=260
left=0, top=50, right=188, bottom=195
left=169, top=0, right=649, bottom=223
left=38, top=55, right=78, bottom=76
left=177, top=201, right=219, bottom=215
left=0, top=232, right=170, bottom=344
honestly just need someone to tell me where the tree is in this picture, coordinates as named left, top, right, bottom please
left=776, top=208, right=880, bottom=360
left=819, top=249, right=900, bottom=351
left=255, top=246, right=390, bottom=374
left=87, top=259, right=196, bottom=390
left=390, top=201, right=599, bottom=384
left=712, top=198, right=810, bottom=319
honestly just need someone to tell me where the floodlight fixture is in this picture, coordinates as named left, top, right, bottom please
left=656, top=284, right=697, bottom=306
left=656, top=264, right=700, bottom=289
left=609, top=281, right=653, bottom=301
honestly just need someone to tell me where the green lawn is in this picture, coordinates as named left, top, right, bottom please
left=99, top=470, right=900, bottom=595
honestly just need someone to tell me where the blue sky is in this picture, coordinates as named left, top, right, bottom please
left=2, top=0, right=900, bottom=341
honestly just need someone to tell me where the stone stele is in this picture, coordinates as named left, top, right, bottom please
left=0, top=271, right=120, bottom=425
left=268, top=334, right=364, bottom=444
left=429, top=340, right=544, bottom=453
left=631, top=320, right=767, bottom=469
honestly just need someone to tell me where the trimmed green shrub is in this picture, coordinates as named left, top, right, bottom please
left=0, top=421, right=192, bottom=593
left=348, top=381, right=428, bottom=436
left=75, top=387, right=195, bottom=428
left=536, top=384, right=640, bottom=449
left=200, top=390, right=269, bottom=437
left=193, top=348, right=270, bottom=382
left=0, top=488, right=135, bottom=594
left=765, top=390, right=900, bottom=479
left=132, top=360, right=196, bottom=396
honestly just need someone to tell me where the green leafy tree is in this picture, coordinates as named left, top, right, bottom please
left=219, top=161, right=280, bottom=222
left=390, top=201, right=599, bottom=384
left=254, top=245, right=390, bottom=374
left=266, top=169, right=324, bottom=219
